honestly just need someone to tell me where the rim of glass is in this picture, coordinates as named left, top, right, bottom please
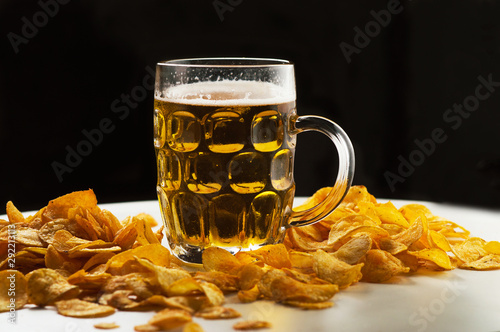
left=157, top=57, right=293, bottom=67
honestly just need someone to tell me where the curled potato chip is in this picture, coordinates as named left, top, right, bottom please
left=375, top=202, right=409, bottom=228
left=6, top=201, right=26, bottom=224
left=233, top=320, right=272, bottom=330
left=237, top=285, right=261, bottom=303
left=333, top=233, right=372, bottom=264
left=361, top=250, right=410, bottom=283
left=270, top=275, right=338, bottom=303
left=379, top=238, right=408, bottom=255
left=391, top=216, right=424, bottom=247
left=183, top=322, right=204, bottom=332
left=485, top=241, right=500, bottom=255
left=148, top=308, right=192, bottom=330
left=257, top=269, right=287, bottom=299
left=195, top=305, right=241, bottom=319
left=106, top=244, right=171, bottom=275
left=194, top=271, right=239, bottom=292
left=283, top=300, right=334, bottom=310
left=460, top=254, right=500, bottom=270
left=0, top=270, right=28, bottom=312
left=245, top=244, right=291, bottom=269
left=312, top=249, right=363, bottom=288
left=452, top=237, right=488, bottom=264
left=237, top=263, right=265, bottom=291
left=56, top=298, right=115, bottom=318
left=94, top=322, right=120, bottom=329
left=27, top=268, right=80, bottom=306
left=202, top=247, right=242, bottom=274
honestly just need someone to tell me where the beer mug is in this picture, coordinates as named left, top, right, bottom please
left=154, top=58, right=355, bottom=264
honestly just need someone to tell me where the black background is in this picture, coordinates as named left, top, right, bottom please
left=1, top=0, right=500, bottom=214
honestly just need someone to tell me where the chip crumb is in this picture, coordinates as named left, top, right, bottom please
left=233, top=320, right=272, bottom=330
left=94, top=322, right=120, bottom=329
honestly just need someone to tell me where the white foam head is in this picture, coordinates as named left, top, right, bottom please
left=159, top=80, right=295, bottom=106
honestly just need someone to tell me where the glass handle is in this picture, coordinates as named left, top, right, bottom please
left=288, top=115, right=355, bottom=227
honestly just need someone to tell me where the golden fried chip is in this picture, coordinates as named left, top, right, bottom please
left=333, top=233, right=372, bottom=264
left=257, top=269, right=287, bottom=298
left=56, top=298, right=115, bottom=318
left=202, top=247, right=242, bottom=274
left=27, top=268, right=80, bottom=306
left=452, top=237, right=488, bottom=264
left=391, top=216, right=424, bottom=247
left=0, top=270, right=28, bottom=312
left=237, top=263, right=264, bottom=291
left=134, top=324, right=160, bottom=332
left=39, top=218, right=87, bottom=244
left=237, top=285, right=261, bottom=303
left=94, top=322, right=120, bottom=329
left=379, top=237, right=408, bottom=255
left=283, top=300, right=334, bottom=310
left=134, top=257, right=191, bottom=294
left=43, top=189, right=98, bottom=221
left=6, top=201, right=25, bottom=224
left=106, top=244, right=171, bottom=275
left=183, top=322, right=204, bottom=332
left=288, top=250, right=314, bottom=274
left=0, top=225, right=44, bottom=247
left=428, top=230, right=452, bottom=252
left=312, top=249, right=363, bottom=288
left=195, top=305, right=241, bottom=319
left=45, top=244, right=83, bottom=274
left=194, top=271, right=239, bottom=292
left=233, top=320, right=272, bottom=330
left=361, top=250, right=410, bottom=283
left=485, top=241, right=500, bottom=255
left=245, top=244, right=291, bottom=269
left=460, top=254, right=500, bottom=270
left=375, top=202, right=409, bottom=228
left=408, top=248, right=454, bottom=270
left=270, top=275, right=339, bottom=303
left=148, top=308, right=192, bottom=330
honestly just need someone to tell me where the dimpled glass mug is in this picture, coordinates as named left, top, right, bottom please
left=153, top=58, right=355, bottom=264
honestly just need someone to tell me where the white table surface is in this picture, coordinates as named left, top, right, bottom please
left=1, top=198, right=500, bottom=332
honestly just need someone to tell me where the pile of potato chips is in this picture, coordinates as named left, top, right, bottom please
left=1, top=186, right=500, bottom=331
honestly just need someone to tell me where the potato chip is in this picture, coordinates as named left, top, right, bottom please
left=237, top=263, right=264, bottom=291
left=288, top=250, right=314, bottom=274
left=361, top=250, right=410, bottom=283
left=39, top=218, right=87, bottom=244
left=283, top=300, right=334, bottom=310
left=183, top=322, right=205, bottom=332
left=27, top=268, right=80, bottom=306
left=0, top=270, right=28, bottom=312
left=408, top=248, right=454, bottom=270
left=485, top=241, right=500, bottom=255
left=198, top=280, right=225, bottom=308
left=375, top=201, right=409, bottom=228
left=106, top=244, right=171, bottom=275
left=134, top=324, right=160, bottom=332
left=237, top=285, right=261, bottom=303
left=333, top=233, right=372, bottom=264
left=148, top=308, right=192, bottom=330
left=312, top=249, right=363, bottom=288
left=194, top=305, right=241, bottom=319
left=134, top=257, right=191, bottom=294
left=379, top=238, right=407, bottom=255
left=270, top=274, right=339, bottom=303
left=233, top=320, right=272, bottom=330
left=94, top=322, right=120, bottom=329
left=56, top=298, right=115, bottom=318
left=6, top=201, right=26, bottom=224
left=194, top=271, right=239, bottom=292
left=45, top=244, right=83, bottom=274
left=460, top=254, right=500, bottom=270
left=391, top=216, right=424, bottom=247
left=202, top=246, right=242, bottom=274
left=257, top=269, right=287, bottom=299
left=245, top=244, right=291, bottom=269
left=452, top=237, right=488, bottom=264
left=43, top=189, right=98, bottom=221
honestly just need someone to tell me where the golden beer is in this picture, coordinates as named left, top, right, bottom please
left=154, top=81, right=297, bottom=261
